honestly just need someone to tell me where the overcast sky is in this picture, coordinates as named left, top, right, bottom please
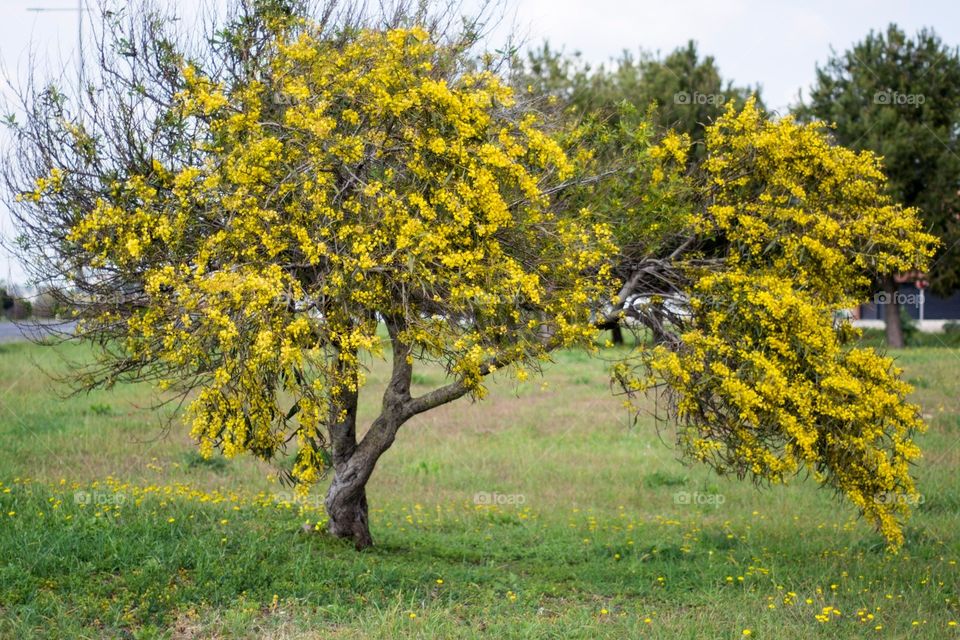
left=2, top=0, right=958, bottom=284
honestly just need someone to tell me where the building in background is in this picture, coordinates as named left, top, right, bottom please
left=854, top=273, right=960, bottom=332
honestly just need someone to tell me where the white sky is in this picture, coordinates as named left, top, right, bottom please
left=2, top=0, right=958, bottom=284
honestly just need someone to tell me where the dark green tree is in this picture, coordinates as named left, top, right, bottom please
left=515, top=40, right=761, bottom=163
left=0, top=285, right=13, bottom=313
left=797, top=24, right=960, bottom=348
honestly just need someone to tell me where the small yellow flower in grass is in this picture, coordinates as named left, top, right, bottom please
left=874, top=625, right=883, bottom=631
left=7, top=511, right=14, bottom=517
left=436, top=579, right=443, bottom=585
left=600, top=608, right=609, bottom=616
left=742, top=630, right=752, bottom=636
left=220, top=519, right=228, bottom=525
left=644, top=617, right=652, bottom=624
left=948, top=620, right=957, bottom=627
left=408, top=612, right=417, bottom=619
left=168, top=517, right=175, bottom=523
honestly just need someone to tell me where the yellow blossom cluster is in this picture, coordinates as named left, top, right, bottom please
left=700, top=97, right=937, bottom=308
left=60, top=23, right=613, bottom=487
left=630, top=99, right=935, bottom=548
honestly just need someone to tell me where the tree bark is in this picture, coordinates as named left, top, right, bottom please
left=324, top=462, right=373, bottom=549
left=324, top=407, right=405, bottom=549
left=610, top=323, right=624, bottom=345
left=883, top=275, right=905, bottom=349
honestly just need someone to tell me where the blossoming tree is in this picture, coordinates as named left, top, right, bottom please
left=5, top=0, right=936, bottom=549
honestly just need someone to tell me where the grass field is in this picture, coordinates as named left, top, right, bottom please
left=0, top=338, right=958, bottom=638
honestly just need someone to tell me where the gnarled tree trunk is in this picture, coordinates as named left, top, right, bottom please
left=325, top=472, right=371, bottom=548
left=324, top=412, right=401, bottom=550
left=323, top=318, right=459, bottom=549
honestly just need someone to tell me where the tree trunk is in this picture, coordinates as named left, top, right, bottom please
left=610, top=323, right=624, bottom=345
left=325, top=458, right=374, bottom=550
left=324, top=411, right=403, bottom=549
left=322, top=348, right=376, bottom=550
left=323, top=321, right=412, bottom=550
left=320, top=317, right=497, bottom=550
left=883, top=275, right=905, bottom=349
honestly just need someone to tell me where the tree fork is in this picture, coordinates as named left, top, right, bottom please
left=324, top=318, right=413, bottom=549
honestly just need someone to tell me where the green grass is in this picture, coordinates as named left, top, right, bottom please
left=858, top=326, right=960, bottom=349
left=0, top=339, right=958, bottom=638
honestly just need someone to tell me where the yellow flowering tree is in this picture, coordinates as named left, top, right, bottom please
left=609, top=100, right=937, bottom=548
left=5, top=1, right=614, bottom=548
left=4, top=1, right=936, bottom=550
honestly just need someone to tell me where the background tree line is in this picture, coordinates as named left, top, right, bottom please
left=0, top=283, right=74, bottom=320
